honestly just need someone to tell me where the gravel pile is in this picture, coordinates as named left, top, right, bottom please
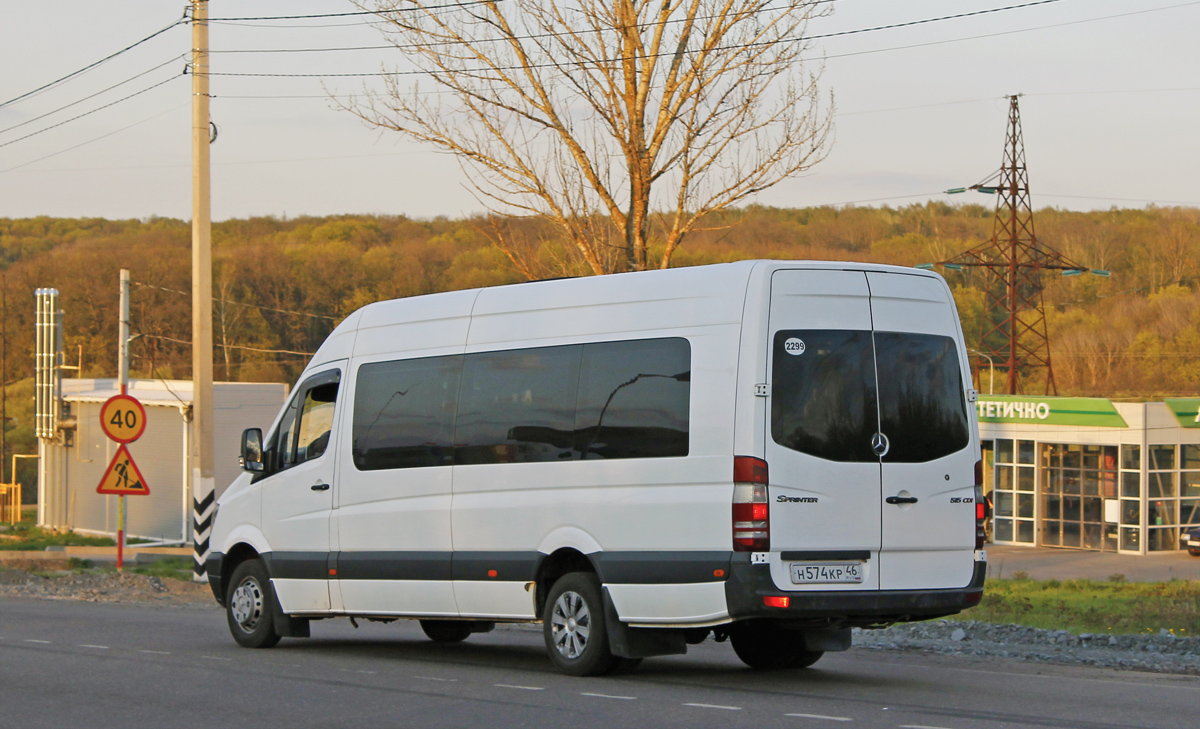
left=854, top=619, right=1200, bottom=675
left=0, top=568, right=216, bottom=607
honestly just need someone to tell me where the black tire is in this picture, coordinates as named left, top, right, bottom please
left=225, top=559, right=282, bottom=649
left=729, top=621, right=806, bottom=670
left=1188, top=548, right=1200, bottom=557
left=791, top=649, right=825, bottom=668
left=543, top=572, right=620, bottom=676
left=420, top=620, right=473, bottom=643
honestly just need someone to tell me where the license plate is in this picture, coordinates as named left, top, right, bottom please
left=790, top=562, right=863, bottom=584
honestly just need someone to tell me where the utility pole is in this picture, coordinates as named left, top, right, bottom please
left=118, top=270, right=130, bottom=571
left=939, top=95, right=1091, bottom=395
left=190, top=0, right=215, bottom=582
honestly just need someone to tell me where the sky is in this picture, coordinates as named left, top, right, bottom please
left=0, top=0, right=1198, bottom=222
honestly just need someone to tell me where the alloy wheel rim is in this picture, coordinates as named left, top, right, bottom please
left=550, top=590, right=591, bottom=659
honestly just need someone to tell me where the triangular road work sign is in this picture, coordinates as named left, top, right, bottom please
left=96, top=444, right=151, bottom=495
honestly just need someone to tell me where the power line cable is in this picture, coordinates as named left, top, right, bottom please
left=0, top=56, right=185, bottom=137
left=0, top=18, right=185, bottom=110
left=204, top=0, right=1072, bottom=78
left=0, top=74, right=181, bottom=151
left=0, top=102, right=187, bottom=175
left=206, top=1, right=501, bottom=22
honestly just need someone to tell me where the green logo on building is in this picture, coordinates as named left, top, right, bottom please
left=1164, top=399, right=1200, bottom=429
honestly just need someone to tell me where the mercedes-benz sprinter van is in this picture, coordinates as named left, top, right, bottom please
left=207, top=260, right=986, bottom=675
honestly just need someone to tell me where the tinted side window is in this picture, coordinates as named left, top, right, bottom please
left=352, top=356, right=462, bottom=470
left=875, top=332, right=969, bottom=463
left=455, top=346, right=582, bottom=465
left=771, top=330, right=879, bottom=462
left=574, top=338, right=690, bottom=459
left=296, top=382, right=339, bottom=463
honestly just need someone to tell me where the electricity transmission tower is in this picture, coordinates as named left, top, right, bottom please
left=940, top=95, right=1093, bottom=396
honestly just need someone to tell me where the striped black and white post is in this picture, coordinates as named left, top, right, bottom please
left=192, top=487, right=214, bottom=582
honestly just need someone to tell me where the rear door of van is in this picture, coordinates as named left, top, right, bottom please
left=868, top=272, right=976, bottom=590
left=764, top=270, right=882, bottom=592
left=765, top=269, right=975, bottom=593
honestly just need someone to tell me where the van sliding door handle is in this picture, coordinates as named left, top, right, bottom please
left=311, top=482, right=330, bottom=491
left=885, top=495, right=918, bottom=505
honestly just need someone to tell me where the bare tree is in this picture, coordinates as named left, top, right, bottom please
left=345, top=0, right=833, bottom=275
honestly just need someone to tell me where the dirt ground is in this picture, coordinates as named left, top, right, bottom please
left=0, top=564, right=218, bottom=608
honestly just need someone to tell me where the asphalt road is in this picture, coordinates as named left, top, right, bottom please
left=1, top=598, right=1195, bottom=729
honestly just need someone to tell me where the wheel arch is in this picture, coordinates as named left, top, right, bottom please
left=533, top=548, right=598, bottom=619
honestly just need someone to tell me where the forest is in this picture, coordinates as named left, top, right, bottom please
left=1, top=202, right=1198, bottom=486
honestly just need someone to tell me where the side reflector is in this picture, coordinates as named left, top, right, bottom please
left=713, top=569, right=726, bottom=578
left=329, top=569, right=337, bottom=576
left=487, top=569, right=498, bottom=578
left=763, top=596, right=790, bottom=609
left=965, top=591, right=983, bottom=607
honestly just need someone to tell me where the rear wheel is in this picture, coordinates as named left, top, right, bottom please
left=543, top=572, right=620, bottom=676
left=729, top=622, right=812, bottom=670
left=420, top=620, right=473, bottom=643
left=226, top=559, right=282, bottom=649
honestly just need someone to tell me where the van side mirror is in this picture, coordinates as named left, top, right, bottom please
left=240, top=428, right=264, bottom=472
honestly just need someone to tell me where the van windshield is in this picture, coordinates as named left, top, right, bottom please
left=771, top=329, right=969, bottom=463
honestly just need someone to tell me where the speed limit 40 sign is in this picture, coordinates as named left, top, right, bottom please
left=99, top=393, right=147, bottom=443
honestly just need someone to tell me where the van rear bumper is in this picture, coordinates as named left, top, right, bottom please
left=725, top=556, right=986, bottom=626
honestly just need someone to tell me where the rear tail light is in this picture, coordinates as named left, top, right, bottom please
left=974, top=459, right=987, bottom=549
left=733, top=456, right=769, bottom=552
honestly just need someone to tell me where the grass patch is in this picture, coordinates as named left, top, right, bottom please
left=967, top=577, right=1200, bottom=636
left=129, top=557, right=195, bottom=582
left=0, top=517, right=114, bottom=550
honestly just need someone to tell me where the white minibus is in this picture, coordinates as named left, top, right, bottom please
left=207, top=260, right=986, bottom=675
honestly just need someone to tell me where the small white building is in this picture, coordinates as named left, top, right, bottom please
left=978, top=395, right=1200, bottom=555
left=39, top=378, right=286, bottom=543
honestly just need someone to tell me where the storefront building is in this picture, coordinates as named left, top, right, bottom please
left=978, top=396, right=1200, bottom=554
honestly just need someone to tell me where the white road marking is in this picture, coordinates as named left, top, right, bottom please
left=900, top=725, right=956, bottom=729
left=201, top=655, right=232, bottom=661
left=787, top=714, right=853, bottom=722
left=78, top=645, right=110, bottom=649
left=582, top=693, right=636, bottom=700
left=23, top=639, right=51, bottom=644
left=413, top=676, right=457, bottom=682
left=139, top=650, right=171, bottom=655
left=684, top=703, right=742, bottom=711
left=495, top=684, right=545, bottom=691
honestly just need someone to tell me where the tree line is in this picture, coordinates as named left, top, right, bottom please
left=1, top=202, right=1198, bottom=485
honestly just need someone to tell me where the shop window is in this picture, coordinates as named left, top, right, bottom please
left=1149, top=527, right=1179, bottom=551
left=1121, top=444, right=1140, bottom=470
left=1063, top=445, right=1082, bottom=470
left=1184, top=473, right=1200, bottom=498
left=996, top=439, right=1013, bottom=464
left=1062, top=521, right=1081, bottom=547
left=1045, top=470, right=1062, bottom=494
left=1044, top=495, right=1061, bottom=519
left=1042, top=520, right=1060, bottom=546
left=1180, top=499, right=1200, bottom=526
left=1121, top=499, right=1140, bottom=526
left=995, top=491, right=1014, bottom=517
left=1017, top=520, right=1034, bottom=543
left=1150, top=499, right=1177, bottom=526
left=1017, top=467, right=1034, bottom=491
left=1063, top=496, right=1081, bottom=521
left=996, top=467, right=1013, bottom=490
left=1018, top=493, right=1034, bottom=518
left=1121, top=472, right=1141, bottom=498
left=1148, top=472, right=1178, bottom=499
left=993, top=518, right=1012, bottom=542
left=1083, top=523, right=1102, bottom=550
left=1082, top=471, right=1100, bottom=496
left=1082, top=445, right=1101, bottom=470
left=1183, top=444, right=1200, bottom=470
left=1149, top=445, right=1176, bottom=470
left=1064, top=474, right=1081, bottom=496
left=1120, top=527, right=1140, bottom=551
left=1018, top=440, right=1035, bottom=465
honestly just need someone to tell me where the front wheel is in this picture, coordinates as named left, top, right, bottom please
left=420, top=620, right=473, bottom=643
left=1188, top=548, right=1200, bottom=557
left=543, top=572, right=620, bottom=676
left=225, top=559, right=281, bottom=649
